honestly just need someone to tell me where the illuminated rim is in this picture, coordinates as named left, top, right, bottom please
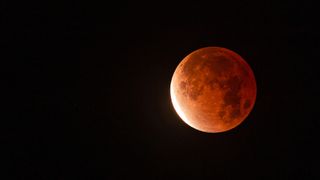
left=170, top=79, right=192, bottom=127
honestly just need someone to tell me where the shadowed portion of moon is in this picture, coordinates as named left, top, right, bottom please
left=170, top=47, right=257, bottom=133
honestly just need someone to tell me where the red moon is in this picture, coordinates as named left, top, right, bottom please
left=170, top=47, right=257, bottom=133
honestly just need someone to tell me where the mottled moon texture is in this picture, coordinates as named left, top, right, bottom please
left=170, top=47, right=256, bottom=133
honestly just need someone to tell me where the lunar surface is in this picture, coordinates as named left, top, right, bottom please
left=170, top=47, right=256, bottom=133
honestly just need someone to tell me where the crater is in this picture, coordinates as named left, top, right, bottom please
left=179, top=81, right=187, bottom=90
left=218, top=110, right=226, bottom=119
left=230, top=106, right=241, bottom=119
left=180, top=80, right=204, bottom=101
left=206, top=78, right=220, bottom=90
left=187, top=82, right=204, bottom=101
left=224, top=90, right=240, bottom=106
left=244, top=99, right=251, bottom=109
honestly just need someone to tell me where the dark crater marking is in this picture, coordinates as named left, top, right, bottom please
left=180, top=80, right=204, bottom=101
left=244, top=99, right=251, bottom=109
left=222, top=76, right=243, bottom=120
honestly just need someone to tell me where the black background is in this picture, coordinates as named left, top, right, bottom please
left=2, top=0, right=320, bottom=179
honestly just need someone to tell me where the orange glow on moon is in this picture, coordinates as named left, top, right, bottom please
left=170, top=47, right=257, bottom=133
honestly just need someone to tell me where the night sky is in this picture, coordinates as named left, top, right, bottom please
left=2, top=0, right=320, bottom=179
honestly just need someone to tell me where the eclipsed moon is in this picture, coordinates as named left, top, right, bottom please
left=170, top=47, right=257, bottom=133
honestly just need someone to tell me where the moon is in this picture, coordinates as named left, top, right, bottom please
left=170, top=47, right=257, bottom=133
